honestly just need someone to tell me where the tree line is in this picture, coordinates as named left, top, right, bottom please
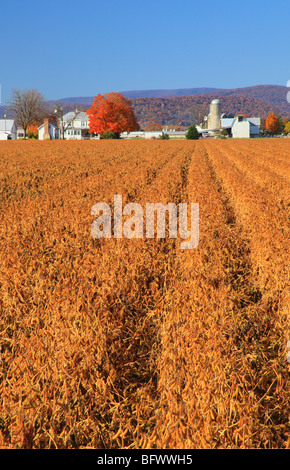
left=5, top=88, right=140, bottom=139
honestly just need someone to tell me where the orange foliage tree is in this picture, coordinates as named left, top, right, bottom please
left=86, top=93, right=139, bottom=135
left=145, top=122, right=163, bottom=131
left=265, top=113, right=280, bottom=135
left=26, top=124, right=38, bottom=139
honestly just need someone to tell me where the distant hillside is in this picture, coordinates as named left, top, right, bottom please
left=206, top=85, right=290, bottom=116
left=130, top=93, right=282, bottom=128
left=120, top=87, right=221, bottom=98
left=1, top=85, right=289, bottom=127
left=54, top=85, right=290, bottom=128
left=52, top=87, right=220, bottom=105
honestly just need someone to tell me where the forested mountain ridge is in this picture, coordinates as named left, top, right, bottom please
left=1, top=85, right=289, bottom=128
left=130, top=92, right=284, bottom=128
left=51, top=84, right=290, bottom=128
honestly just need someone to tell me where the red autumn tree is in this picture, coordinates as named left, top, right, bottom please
left=145, top=122, right=163, bottom=131
left=265, top=113, right=280, bottom=135
left=86, top=93, right=139, bottom=135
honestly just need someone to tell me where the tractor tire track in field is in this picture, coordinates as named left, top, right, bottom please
left=96, top=241, right=176, bottom=448
left=203, top=146, right=289, bottom=448
left=95, top=150, right=193, bottom=448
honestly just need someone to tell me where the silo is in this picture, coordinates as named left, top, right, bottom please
left=208, top=99, right=221, bottom=130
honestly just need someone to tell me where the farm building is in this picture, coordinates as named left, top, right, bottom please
left=0, top=119, right=17, bottom=140
left=17, top=126, right=25, bottom=139
left=197, top=99, right=261, bottom=138
left=38, top=119, right=59, bottom=140
left=121, top=131, right=163, bottom=139
left=121, top=130, right=186, bottom=139
left=207, top=99, right=221, bottom=133
left=221, top=116, right=261, bottom=138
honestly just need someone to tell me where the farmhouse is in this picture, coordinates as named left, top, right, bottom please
left=0, top=119, right=17, bottom=140
left=60, top=111, right=91, bottom=140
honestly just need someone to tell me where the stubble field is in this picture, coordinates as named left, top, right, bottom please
left=0, top=139, right=289, bottom=448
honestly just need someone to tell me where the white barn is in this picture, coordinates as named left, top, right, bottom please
left=0, top=119, right=17, bottom=140
left=222, top=116, right=260, bottom=138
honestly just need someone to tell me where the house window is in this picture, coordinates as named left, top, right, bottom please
left=68, top=130, right=70, bottom=135
left=238, top=116, right=243, bottom=122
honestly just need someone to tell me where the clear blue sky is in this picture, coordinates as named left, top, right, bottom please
left=0, top=0, right=289, bottom=104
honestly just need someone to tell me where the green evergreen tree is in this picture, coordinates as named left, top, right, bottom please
left=186, top=124, right=200, bottom=140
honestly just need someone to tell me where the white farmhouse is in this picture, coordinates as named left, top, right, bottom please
left=0, top=119, right=17, bottom=140
left=60, top=111, right=91, bottom=140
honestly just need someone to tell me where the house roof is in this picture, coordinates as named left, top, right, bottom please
left=62, top=111, right=88, bottom=121
left=38, top=122, right=59, bottom=130
left=0, top=119, right=15, bottom=132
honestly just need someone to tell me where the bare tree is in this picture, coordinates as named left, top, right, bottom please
left=53, top=101, right=78, bottom=140
left=8, top=89, right=47, bottom=136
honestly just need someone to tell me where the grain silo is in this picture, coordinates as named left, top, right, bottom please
left=208, top=99, right=221, bottom=131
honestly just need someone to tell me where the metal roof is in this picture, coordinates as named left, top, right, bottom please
left=221, top=117, right=260, bottom=129
left=164, top=131, right=186, bottom=135
left=62, top=111, right=88, bottom=121
left=248, top=117, right=261, bottom=126
left=0, top=119, right=15, bottom=132
left=221, top=118, right=234, bottom=128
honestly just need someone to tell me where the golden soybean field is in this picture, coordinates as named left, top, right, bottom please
left=0, top=139, right=289, bottom=449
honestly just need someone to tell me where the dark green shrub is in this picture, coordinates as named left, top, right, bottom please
left=186, top=124, right=199, bottom=140
left=159, top=133, right=169, bottom=140
left=101, top=131, right=120, bottom=139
